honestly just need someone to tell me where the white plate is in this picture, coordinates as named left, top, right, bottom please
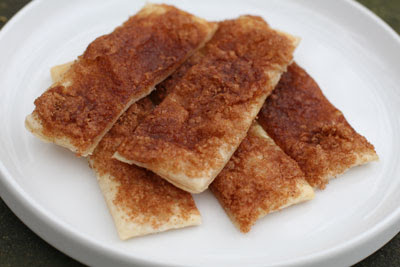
left=0, top=0, right=399, bottom=266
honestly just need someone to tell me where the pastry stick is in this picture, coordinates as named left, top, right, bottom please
left=50, top=65, right=202, bottom=240
left=258, top=63, right=378, bottom=189
left=210, top=123, right=314, bottom=233
left=89, top=102, right=201, bottom=239
left=151, top=41, right=314, bottom=233
left=153, top=47, right=314, bottom=233
left=115, top=16, right=300, bottom=193
left=26, top=3, right=217, bottom=156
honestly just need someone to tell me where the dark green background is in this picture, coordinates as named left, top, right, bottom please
left=1, top=0, right=399, bottom=266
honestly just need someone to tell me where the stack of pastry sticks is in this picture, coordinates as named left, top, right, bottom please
left=25, top=4, right=378, bottom=239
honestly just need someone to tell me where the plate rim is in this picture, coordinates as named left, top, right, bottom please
left=0, top=0, right=399, bottom=266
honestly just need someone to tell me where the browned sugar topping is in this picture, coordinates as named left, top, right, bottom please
left=258, top=63, right=377, bottom=189
left=91, top=98, right=154, bottom=159
left=150, top=51, right=205, bottom=105
left=210, top=125, right=305, bottom=233
left=117, top=16, right=297, bottom=178
left=89, top=98, right=198, bottom=227
left=33, top=4, right=216, bottom=154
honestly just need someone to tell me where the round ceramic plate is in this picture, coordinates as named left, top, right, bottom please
left=0, top=0, right=399, bottom=266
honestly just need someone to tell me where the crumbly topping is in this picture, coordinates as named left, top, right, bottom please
left=33, top=4, right=216, bottom=154
left=210, top=124, right=305, bottom=233
left=150, top=51, right=205, bottom=105
left=89, top=98, right=198, bottom=227
left=258, top=63, right=377, bottom=188
left=117, top=16, right=297, bottom=181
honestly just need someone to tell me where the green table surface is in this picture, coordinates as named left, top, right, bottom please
left=1, top=0, right=399, bottom=266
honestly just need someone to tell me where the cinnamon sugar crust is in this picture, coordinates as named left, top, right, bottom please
left=89, top=98, right=201, bottom=239
left=115, top=16, right=299, bottom=193
left=150, top=51, right=205, bottom=105
left=49, top=64, right=200, bottom=239
left=26, top=4, right=217, bottom=156
left=258, top=63, right=378, bottom=189
left=210, top=123, right=314, bottom=233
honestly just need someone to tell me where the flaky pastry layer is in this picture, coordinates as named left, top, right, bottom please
left=115, top=16, right=300, bottom=193
left=258, top=63, right=378, bottom=189
left=26, top=3, right=217, bottom=156
left=210, top=123, right=314, bottom=233
left=50, top=63, right=201, bottom=240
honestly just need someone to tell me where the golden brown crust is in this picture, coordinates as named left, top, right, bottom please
left=89, top=98, right=201, bottom=238
left=258, top=63, right=378, bottom=189
left=210, top=123, right=314, bottom=233
left=28, top=4, right=217, bottom=156
left=116, top=16, right=299, bottom=193
left=150, top=51, right=205, bottom=105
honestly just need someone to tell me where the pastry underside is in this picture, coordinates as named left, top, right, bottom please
left=25, top=3, right=217, bottom=156
left=114, top=15, right=300, bottom=193
left=258, top=62, right=378, bottom=189
left=210, top=123, right=314, bottom=233
left=50, top=65, right=202, bottom=240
